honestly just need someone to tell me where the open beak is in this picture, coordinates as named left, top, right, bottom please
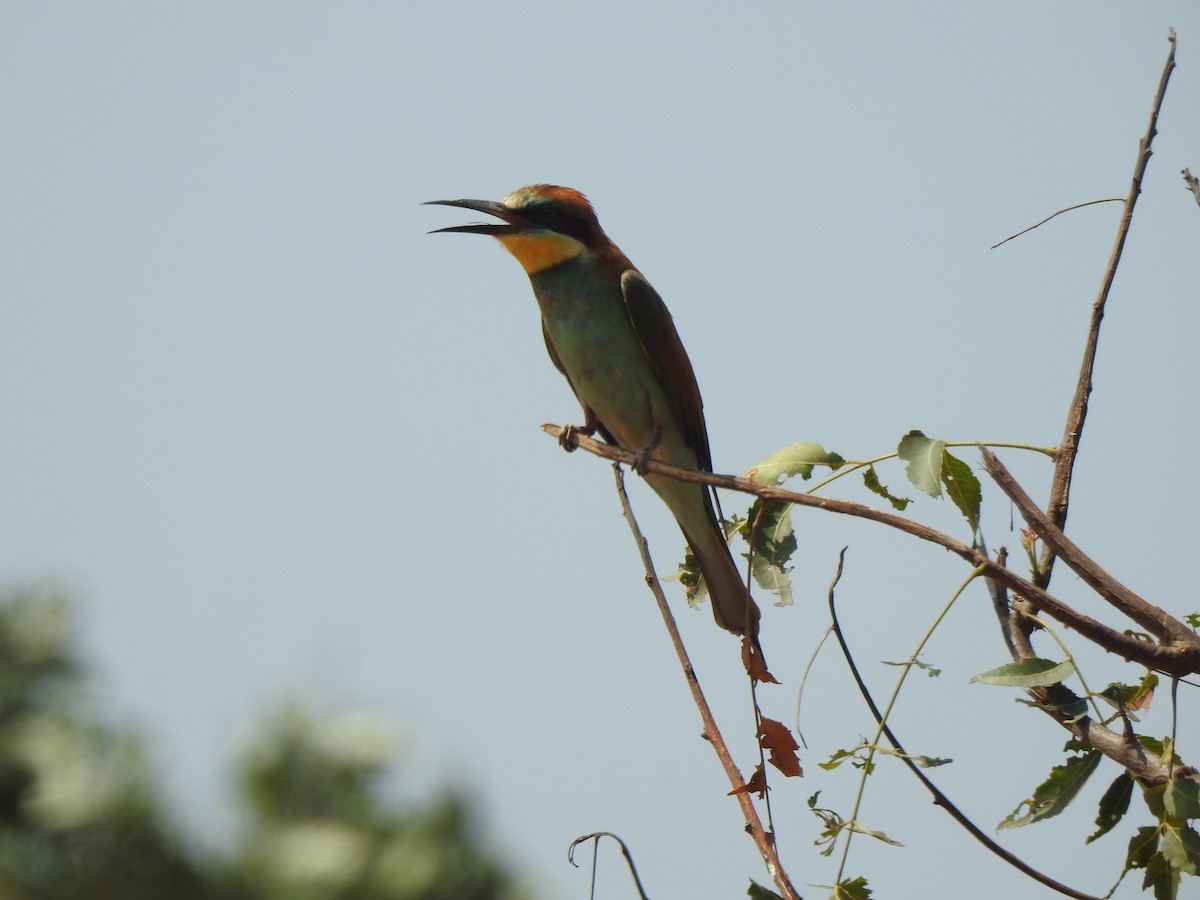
left=422, top=198, right=527, bottom=235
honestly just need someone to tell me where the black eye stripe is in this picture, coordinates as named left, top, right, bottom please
left=525, top=205, right=592, bottom=242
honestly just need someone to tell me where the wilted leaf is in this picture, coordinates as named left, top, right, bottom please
left=862, top=466, right=910, bottom=511
left=875, top=746, right=952, bottom=767
left=745, top=443, right=845, bottom=484
left=1130, top=674, right=1159, bottom=712
left=849, top=821, right=903, bottom=846
left=759, top=717, right=802, bottom=778
left=730, top=764, right=767, bottom=798
left=999, top=751, right=1100, bottom=828
left=882, top=657, right=941, bottom=678
left=742, top=636, right=778, bottom=685
left=1088, top=772, right=1134, bottom=844
left=897, top=431, right=944, bottom=497
left=970, top=657, right=1074, bottom=687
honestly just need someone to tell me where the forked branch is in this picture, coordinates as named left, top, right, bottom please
left=1037, top=30, right=1177, bottom=587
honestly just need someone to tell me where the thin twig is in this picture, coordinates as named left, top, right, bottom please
left=794, top=624, right=834, bottom=748
left=989, top=198, right=1123, bottom=250
left=546, top=425, right=1200, bottom=679
left=608, top=464, right=800, bottom=900
left=1038, top=31, right=1177, bottom=587
left=568, top=832, right=651, bottom=900
left=826, top=551, right=1100, bottom=900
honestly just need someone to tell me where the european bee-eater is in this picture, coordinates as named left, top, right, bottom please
left=426, top=185, right=760, bottom=637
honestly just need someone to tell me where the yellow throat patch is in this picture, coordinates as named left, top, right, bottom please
left=496, top=231, right=585, bottom=274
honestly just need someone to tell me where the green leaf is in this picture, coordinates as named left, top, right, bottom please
left=1127, top=825, right=1161, bottom=870
left=746, top=443, right=845, bottom=484
left=941, top=450, right=981, bottom=532
left=741, top=499, right=797, bottom=606
left=833, top=875, right=873, bottom=899
left=1088, top=772, right=1134, bottom=843
left=1144, top=847, right=1181, bottom=900
left=999, top=750, right=1100, bottom=828
left=1139, top=736, right=1185, bottom=769
left=819, top=747, right=858, bottom=772
left=808, top=794, right=846, bottom=857
left=818, top=743, right=873, bottom=774
left=678, top=546, right=706, bottom=609
left=1165, top=777, right=1200, bottom=823
left=862, top=465, right=910, bottom=511
left=747, top=880, right=786, bottom=899
left=1160, top=825, right=1200, bottom=875
left=897, top=431, right=944, bottom=497
left=970, top=657, right=1075, bottom=687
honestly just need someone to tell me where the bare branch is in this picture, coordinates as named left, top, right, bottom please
left=982, top=447, right=1200, bottom=648
left=543, top=424, right=1200, bottom=677
left=607, top=464, right=800, bottom=900
left=1039, top=31, right=1177, bottom=585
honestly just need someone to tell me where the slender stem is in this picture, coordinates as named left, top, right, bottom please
left=827, top=556, right=1102, bottom=900
left=608, top=464, right=800, bottom=900
left=806, top=442, right=1054, bottom=495
left=835, top=565, right=985, bottom=885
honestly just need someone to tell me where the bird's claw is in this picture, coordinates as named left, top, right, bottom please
left=631, top=446, right=652, bottom=474
left=558, top=425, right=581, bottom=451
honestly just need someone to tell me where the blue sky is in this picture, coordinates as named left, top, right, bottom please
left=3, top=4, right=1199, bottom=897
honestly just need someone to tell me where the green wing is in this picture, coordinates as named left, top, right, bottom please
left=620, top=269, right=714, bottom=472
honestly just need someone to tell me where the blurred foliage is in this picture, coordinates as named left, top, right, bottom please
left=0, top=589, right=530, bottom=900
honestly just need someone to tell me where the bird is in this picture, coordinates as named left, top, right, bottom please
left=425, top=185, right=760, bottom=638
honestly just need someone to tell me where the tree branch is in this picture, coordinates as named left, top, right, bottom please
left=981, top=448, right=1200, bottom=648
left=827, top=551, right=1102, bottom=899
left=543, top=424, right=1200, bottom=678
left=607, top=463, right=800, bottom=900
left=1038, top=30, right=1177, bottom=586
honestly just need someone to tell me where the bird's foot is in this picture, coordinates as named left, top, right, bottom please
left=630, top=423, right=663, bottom=474
left=557, top=424, right=590, bottom=452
